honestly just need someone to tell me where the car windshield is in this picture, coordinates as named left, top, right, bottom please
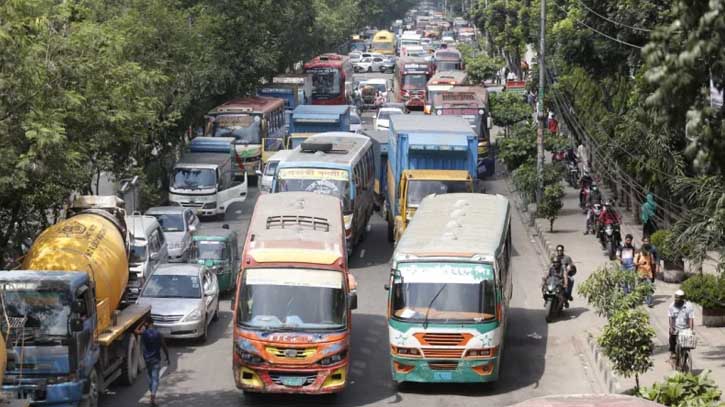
left=130, top=244, right=147, bottom=264
left=406, top=179, right=471, bottom=207
left=436, top=61, right=462, bottom=71
left=238, top=269, right=346, bottom=331
left=172, top=168, right=217, bottom=190
left=1, top=288, right=71, bottom=339
left=392, top=263, right=496, bottom=322
left=403, top=74, right=428, bottom=88
left=193, top=241, right=228, bottom=261
left=211, top=114, right=261, bottom=144
left=308, top=68, right=341, bottom=99
left=378, top=109, right=403, bottom=121
left=152, top=213, right=185, bottom=232
left=275, top=168, right=352, bottom=212
left=264, top=137, right=284, bottom=153
left=264, top=161, right=280, bottom=177
left=141, top=274, right=201, bottom=299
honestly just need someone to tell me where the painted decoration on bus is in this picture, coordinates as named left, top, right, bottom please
left=441, top=108, right=480, bottom=116
left=277, top=168, right=348, bottom=181
left=394, top=262, right=494, bottom=284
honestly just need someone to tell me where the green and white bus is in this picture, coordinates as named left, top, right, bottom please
left=386, top=193, right=512, bottom=383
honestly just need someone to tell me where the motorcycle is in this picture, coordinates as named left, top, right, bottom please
left=542, top=274, right=566, bottom=322
left=566, top=161, right=580, bottom=188
left=586, top=203, right=603, bottom=235
left=579, top=175, right=593, bottom=210
left=599, top=223, right=621, bottom=260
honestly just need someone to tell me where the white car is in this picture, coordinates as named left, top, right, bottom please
left=375, top=107, right=405, bottom=130
left=257, top=149, right=293, bottom=194
left=348, top=51, right=362, bottom=64
left=145, top=206, right=200, bottom=263
left=350, top=110, right=362, bottom=133
left=354, top=56, right=385, bottom=73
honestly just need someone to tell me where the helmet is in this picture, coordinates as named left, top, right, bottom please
left=604, top=199, right=613, bottom=207
left=675, top=289, right=685, bottom=298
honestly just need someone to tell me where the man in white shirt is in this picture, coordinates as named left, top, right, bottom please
left=668, top=289, right=695, bottom=358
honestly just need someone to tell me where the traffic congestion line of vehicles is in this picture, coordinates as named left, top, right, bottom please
left=0, top=4, right=518, bottom=405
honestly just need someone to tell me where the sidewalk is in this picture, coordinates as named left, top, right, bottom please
left=528, top=180, right=725, bottom=391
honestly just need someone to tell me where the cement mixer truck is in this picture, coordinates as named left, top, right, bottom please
left=1, top=196, right=151, bottom=407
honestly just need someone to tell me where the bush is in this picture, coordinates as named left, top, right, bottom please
left=499, top=133, right=536, bottom=171
left=512, top=162, right=537, bottom=204
left=490, top=92, right=532, bottom=131
left=599, top=308, right=655, bottom=390
left=639, top=370, right=722, bottom=407
left=544, top=134, right=569, bottom=152
left=681, top=274, right=725, bottom=309
left=537, top=184, right=564, bottom=231
left=579, top=263, right=655, bottom=318
left=650, top=229, right=679, bottom=263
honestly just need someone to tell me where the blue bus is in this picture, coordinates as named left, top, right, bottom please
left=272, top=132, right=374, bottom=253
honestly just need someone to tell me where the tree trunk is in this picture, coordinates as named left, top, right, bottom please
left=549, top=218, right=554, bottom=232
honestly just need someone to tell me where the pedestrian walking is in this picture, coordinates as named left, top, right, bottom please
left=634, top=245, right=656, bottom=307
left=577, top=142, right=589, bottom=174
left=618, top=234, right=636, bottom=293
left=641, top=193, right=658, bottom=238
left=135, top=319, right=170, bottom=406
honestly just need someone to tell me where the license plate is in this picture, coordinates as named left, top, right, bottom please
left=433, top=372, right=453, bottom=381
left=280, top=376, right=307, bottom=387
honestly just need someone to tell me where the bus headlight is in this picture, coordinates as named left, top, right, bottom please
left=478, top=109, right=485, bottom=115
left=392, top=346, right=421, bottom=357
left=235, top=344, right=265, bottom=365
left=319, top=350, right=347, bottom=366
left=343, top=214, right=353, bottom=233
left=436, top=109, right=443, bottom=115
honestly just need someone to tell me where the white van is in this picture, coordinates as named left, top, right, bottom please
left=169, top=137, right=248, bottom=218
left=257, top=149, right=293, bottom=194
left=126, top=215, right=169, bottom=301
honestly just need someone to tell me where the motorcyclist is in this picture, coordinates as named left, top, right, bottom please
left=555, top=245, right=575, bottom=303
left=598, top=200, right=621, bottom=247
left=584, top=201, right=603, bottom=235
left=668, top=290, right=695, bottom=361
left=544, top=255, right=570, bottom=307
left=579, top=172, right=594, bottom=208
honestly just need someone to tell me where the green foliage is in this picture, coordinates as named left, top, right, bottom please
left=489, top=92, right=532, bottom=131
left=649, top=230, right=681, bottom=264
left=681, top=274, right=725, bottom=310
left=639, top=370, right=723, bottom=407
left=464, top=53, right=505, bottom=83
left=579, top=263, right=655, bottom=318
left=537, top=184, right=564, bottom=231
left=498, top=125, right=536, bottom=171
left=598, top=307, right=655, bottom=387
left=512, top=162, right=537, bottom=204
left=544, top=134, right=569, bottom=153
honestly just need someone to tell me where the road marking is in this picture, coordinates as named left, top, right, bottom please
left=359, top=249, right=366, bottom=258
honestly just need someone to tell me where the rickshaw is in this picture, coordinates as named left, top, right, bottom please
left=189, top=226, right=240, bottom=293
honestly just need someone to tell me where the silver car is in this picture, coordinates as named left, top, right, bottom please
left=145, top=206, right=200, bottom=262
left=137, top=263, right=219, bottom=342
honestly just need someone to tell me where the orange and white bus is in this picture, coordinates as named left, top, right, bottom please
left=424, top=70, right=470, bottom=114
left=232, top=192, right=357, bottom=394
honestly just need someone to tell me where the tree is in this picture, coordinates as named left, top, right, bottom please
left=598, top=308, right=655, bottom=390
left=538, top=184, right=565, bottom=232
left=489, top=92, right=532, bottom=134
left=465, top=53, right=505, bottom=84
left=498, top=124, right=537, bottom=171
left=579, top=263, right=655, bottom=318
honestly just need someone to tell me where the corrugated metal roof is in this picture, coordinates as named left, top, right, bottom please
left=279, top=133, right=372, bottom=166
left=394, top=193, right=510, bottom=260
left=292, top=105, right=350, bottom=115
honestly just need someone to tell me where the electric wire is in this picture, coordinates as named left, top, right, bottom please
left=574, top=0, right=654, bottom=33
left=554, top=3, right=644, bottom=49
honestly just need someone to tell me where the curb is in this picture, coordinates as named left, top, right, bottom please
left=586, top=331, right=624, bottom=394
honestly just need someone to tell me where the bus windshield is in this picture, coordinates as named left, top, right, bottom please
left=275, top=168, right=352, bottom=212
left=406, top=180, right=471, bottom=207
left=238, top=269, right=346, bottom=331
left=172, top=168, right=217, bottom=190
left=212, top=114, right=262, bottom=144
left=403, top=74, right=428, bottom=88
left=436, top=61, right=462, bottom=71
left=309, top=68, right=341, bottom=99
left=392, top=263, right=496, bottom=322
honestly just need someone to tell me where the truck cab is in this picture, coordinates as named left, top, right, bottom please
left=286, top=105, right=351, bottom=149
left=169, top=137, right=248, bottom=218
left=394, top=170, right=474, bottom=242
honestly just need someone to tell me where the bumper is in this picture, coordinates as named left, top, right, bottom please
left=234, top=364, right=347, bottom=394
left=404, top=99, right=425, bottom=108
left=155, top=320, right=206, bottom=339
left=2, top=379, right=83, bottom=407
left=390, top=356, right=499, bottom=383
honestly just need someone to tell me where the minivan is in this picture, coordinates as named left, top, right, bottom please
left=126, top=215, right=169, bottom=302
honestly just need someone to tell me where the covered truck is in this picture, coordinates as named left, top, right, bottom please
left=385, top=115, right=478, bottom=243
left=1, top=196, right=150, bottom=407
left=286, top=105, right=350, bottom=149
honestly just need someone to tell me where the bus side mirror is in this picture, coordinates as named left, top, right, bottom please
left=70, top=318, right=84, bottom=332
left=349, top=292, right=358, bottom=310
left=487, top=117, right=493, bottom=130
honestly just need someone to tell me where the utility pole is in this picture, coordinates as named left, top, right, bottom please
left=536, top=0, right=546, bottom=204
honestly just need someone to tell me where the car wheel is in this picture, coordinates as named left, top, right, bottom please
left=367, top=67, right=372, bottom=73
left=212, top=301, right=219, bottom=322
left=198, top=319, right=208, bottom=344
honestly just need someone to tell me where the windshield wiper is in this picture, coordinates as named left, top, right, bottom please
left=422, top=283, right=447, bottom=330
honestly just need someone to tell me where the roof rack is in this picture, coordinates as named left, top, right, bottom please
left=266, top=215, right=330, bottom=232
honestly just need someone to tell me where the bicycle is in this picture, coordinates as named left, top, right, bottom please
left=673, top=329, right=696, bottom=373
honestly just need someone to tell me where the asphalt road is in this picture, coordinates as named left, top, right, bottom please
left=102, top=77, right=604, bottom=406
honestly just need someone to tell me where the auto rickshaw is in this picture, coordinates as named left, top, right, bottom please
left=190, top=226, right=239, bottom=293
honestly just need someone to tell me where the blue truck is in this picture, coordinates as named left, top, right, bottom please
left=256, top=83, right=306, bottom=112
left=287, top=105, right=351, bottom=149
left=385, top=115, right=479, bottom=242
